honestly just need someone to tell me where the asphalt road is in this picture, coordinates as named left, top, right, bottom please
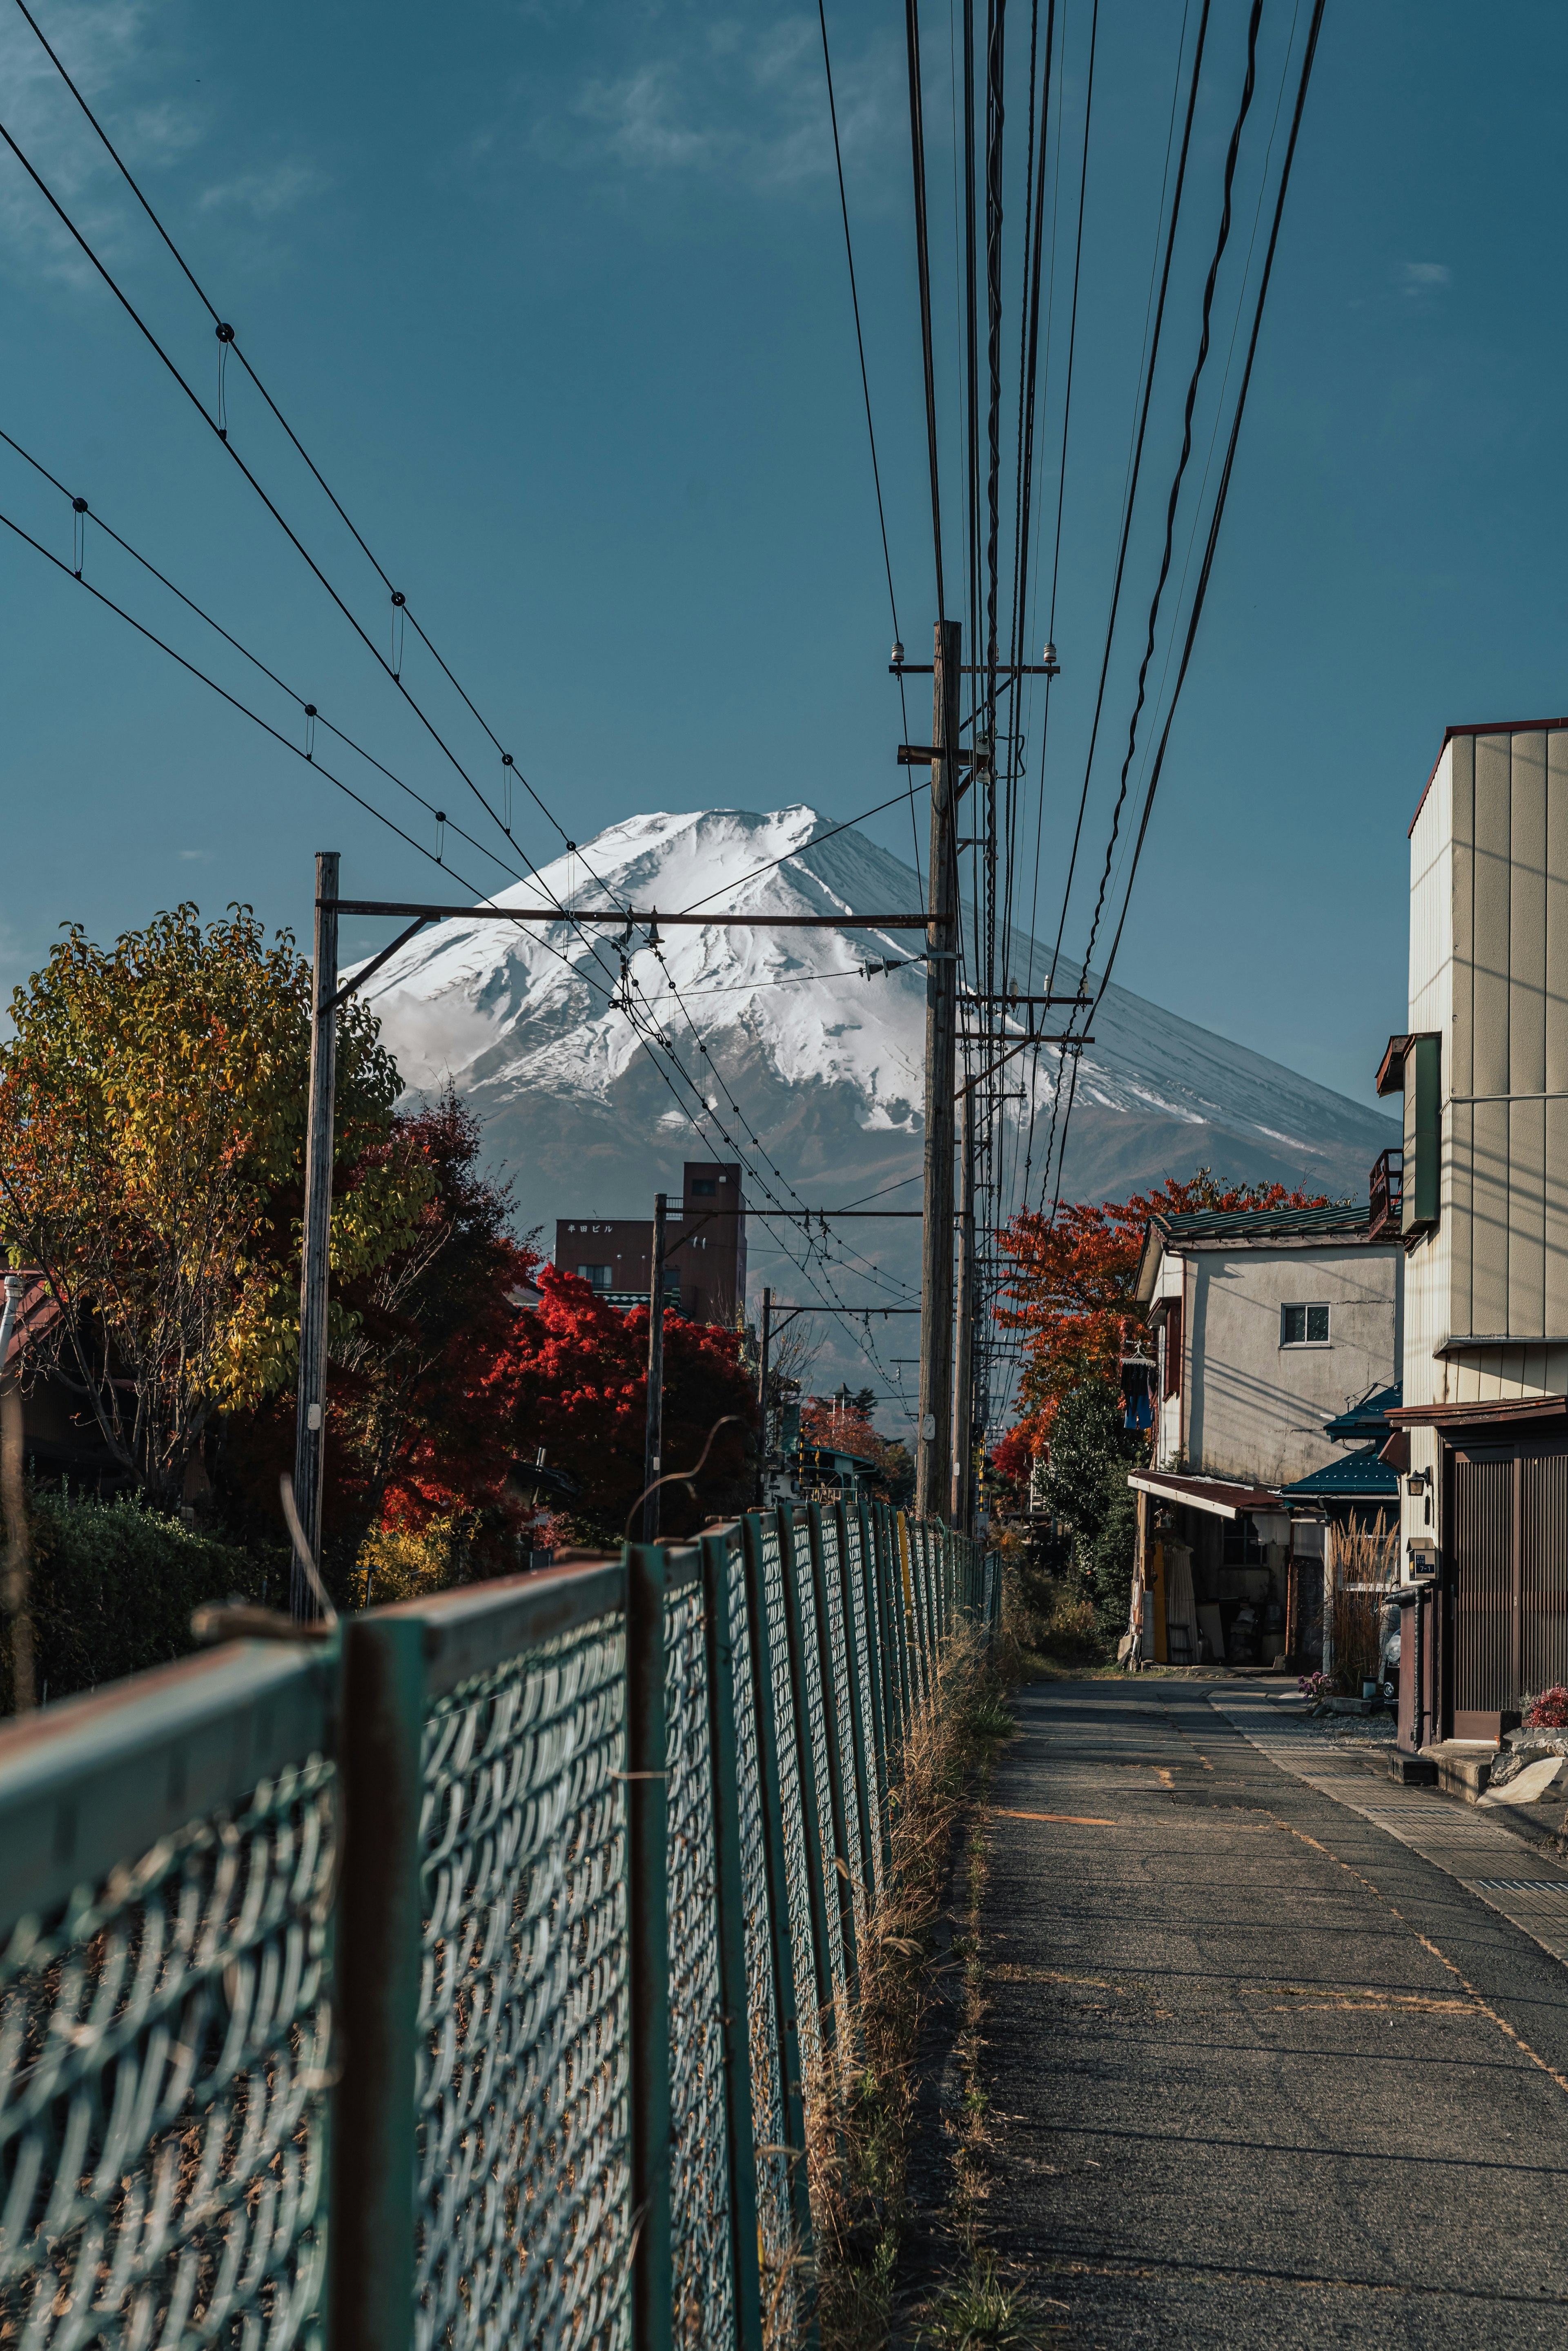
left=981, top=1677, right=1568, bottom=2347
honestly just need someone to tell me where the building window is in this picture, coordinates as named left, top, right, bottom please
left=691, top=1179, right=717, bottom=1197
left=1282, top=1303, right=1330, bottom=1347
left=577, top=1264, right=613, bottom=1289
left=1162, top=1297, right=1183, bottom=1400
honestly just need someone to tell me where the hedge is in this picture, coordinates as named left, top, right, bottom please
left=3, top=1489, right=285, bottom=1715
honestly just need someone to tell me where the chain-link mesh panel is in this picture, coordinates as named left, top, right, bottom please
left=662, top=1577, right=732, bottom=2346
left=416, top=1613, right=629, bottom=2351
left=0, top=1757, right=335, bottom=2351
left=759, top=1518, right=820, bottom=2079
left=791, top=1520, right=846, bottom=2015
left=816, top=1515, right=866, bottom=1953
left=842, top=1511, right=882, bottom=1912
left=721, top=1539, right=795, bottom=2321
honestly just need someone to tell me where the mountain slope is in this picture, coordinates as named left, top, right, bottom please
left=356, top=805, right=1395, bottom=1384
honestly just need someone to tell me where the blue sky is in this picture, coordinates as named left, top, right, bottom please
left=2, top=0, right=1564, bottom=1110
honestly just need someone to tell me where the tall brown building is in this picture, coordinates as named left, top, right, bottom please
left=555, top=1160, right=747, bottom=1326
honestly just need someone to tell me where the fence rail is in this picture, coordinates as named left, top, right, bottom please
left=0, top=1502, right=1000, bottom=2351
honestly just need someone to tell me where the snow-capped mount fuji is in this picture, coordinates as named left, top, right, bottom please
left=356, top=806, right=1395, bottom=1345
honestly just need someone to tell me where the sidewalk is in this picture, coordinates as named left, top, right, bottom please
left=976, top=1676, right=1568, bottom=2346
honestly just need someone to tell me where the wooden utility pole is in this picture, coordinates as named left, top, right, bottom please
left=292, top=850, right=339, bottom=1619
left=951, top=1086, right=976, bottom=1532
left=641, top=1192, right=668, bottom=1542
left=917, top=619, right=961, bottom=1521
left=756, top=1285, right=773, bottom=1506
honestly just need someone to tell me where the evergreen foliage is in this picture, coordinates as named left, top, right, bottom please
left=7, top=1488, right=278, bottom=1712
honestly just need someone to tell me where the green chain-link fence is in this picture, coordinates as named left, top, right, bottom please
left=0, top=1501, right=1000, bottom=2350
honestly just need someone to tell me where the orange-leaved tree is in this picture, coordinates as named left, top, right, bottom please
left=0, top=904, right=427, bottom=1502
left=995, top=1168, right=1338, bottom=1462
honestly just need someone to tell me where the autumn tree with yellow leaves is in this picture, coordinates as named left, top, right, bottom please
left=0, top=904, right=428, bottom=1503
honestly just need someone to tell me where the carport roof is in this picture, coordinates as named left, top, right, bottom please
left=1128, top=1470, right=1287, bottom=1522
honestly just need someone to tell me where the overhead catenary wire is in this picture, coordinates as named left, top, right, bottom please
left=1038, top=0, right=1210, bottom=1012
left=1040, top=0, right=1327, bottom=1219
left=1088, top=0, right=1327, bottom=1017
left=19, top=0, right=936, bottom=1397
left=1073, top=0, right=1263, bottom=1004
left=904, top=0, right=948, bottom=619
left=1032, top=0, right=1264, bottom=1222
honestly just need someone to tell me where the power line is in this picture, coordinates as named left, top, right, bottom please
left=0, top=111, right=541, bottom=874
left=1033, top=0, right=1263, bottom=1223
left=1075, top=0, right=1263, bottom=1001
left=904, top=0, right=948, bottom=618
left=817, top=0, right=903, bottom=651
left=1089, top=0, right=1326, bottom=1014
left=1042, top=0, right=1210, bottom=1013
left=1040, top=0, right=1326, bottom=1218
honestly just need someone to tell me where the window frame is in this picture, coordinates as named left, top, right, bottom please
left=1281, top=1301, right=1332, bottom=1349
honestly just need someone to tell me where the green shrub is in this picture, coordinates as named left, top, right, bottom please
left=5, top=1488, right=282, bottom=1713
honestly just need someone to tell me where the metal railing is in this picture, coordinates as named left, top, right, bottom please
left=1368, top=1145, right=1404, bottom=1241
left=0, top=1501, right=999, bottom=2350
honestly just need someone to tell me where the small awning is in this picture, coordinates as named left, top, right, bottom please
left=1276, top=1446, right=1399, bottom=1502
left=1384, top=1394, right=1568, bottom=1430
left=1128, top=1471, right=1285, bottom=1522
left=1323, top=1382, right=1402, bottom=1442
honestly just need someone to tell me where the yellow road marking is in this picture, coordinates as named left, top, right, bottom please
left=994, top=1808, right=1117, bottom=1826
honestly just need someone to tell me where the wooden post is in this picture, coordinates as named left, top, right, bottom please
left=917, top=619, right=961, bottom=1521
left=951, top=1086, right=976, bottom=1531
left=292, top=849, right=339, bottom=1620
left=642, top=1192, right=668, bottom=1544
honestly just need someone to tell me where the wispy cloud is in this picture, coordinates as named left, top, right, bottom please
left=540, top=11, right=899, bottom=195
left=178, top=848, right=214, bottom=862
left=0, top=2, right=195, bottom=289
left=198, top=160, right=326, bottom=221
left=1399, top=261, right=1452, bottom=295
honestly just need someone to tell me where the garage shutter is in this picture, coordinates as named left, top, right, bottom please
left=1453, top=1452, right=1514, bottom=1718
left=1521, top=1451, right=1568, bottom=1696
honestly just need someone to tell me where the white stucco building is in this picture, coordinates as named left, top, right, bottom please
left=1137, top=1206, right=1403, bottom=1489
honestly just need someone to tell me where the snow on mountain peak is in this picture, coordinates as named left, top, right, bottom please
left=358, top=803, right=1392, bottom=1183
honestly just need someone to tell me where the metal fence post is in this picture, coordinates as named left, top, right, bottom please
left=806, top=1505, right=858, bottom=1992
left=834, top=1503, right=877, bottom=1919
left=701, top=1534, right=766, bottom=2351
left=778, top=1505, right=836, bottom=2045
left=330, top=1614, right=425, bottom=2351
left=856, top=1501, right=892, bottom=1892
left=627, top=1541, right=672, bottom=2351
left=887, top=1508, right=913, bottom=1744
left=739, top=1514, right=814, bottom=2281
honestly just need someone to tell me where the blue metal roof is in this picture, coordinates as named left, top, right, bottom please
left=1158, top=1202, right=1366, bottom=1243
left=1323, top=1382, right=1403, bottom=1441
left=1277, top=1446, right=1400, bottom=1501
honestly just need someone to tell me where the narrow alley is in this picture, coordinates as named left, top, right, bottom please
left=982, top=1681, right=1568, bottom=2347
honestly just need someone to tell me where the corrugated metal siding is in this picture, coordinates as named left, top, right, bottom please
left=1454, top=1452, right=1514, bottom=1714
left=1405, top=753, right=1453, bottom=1416
left=1521, top=1451, right=1568, bottom=1695
left=1472, top=734, right=1512, bottom=1098
left=1439, top=726, right=1568, bottom=1346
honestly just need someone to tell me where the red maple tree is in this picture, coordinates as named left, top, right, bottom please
left=392, top=1269, right=752, bottom=1542
left=995, top=1168, right=1336, bottom=1464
